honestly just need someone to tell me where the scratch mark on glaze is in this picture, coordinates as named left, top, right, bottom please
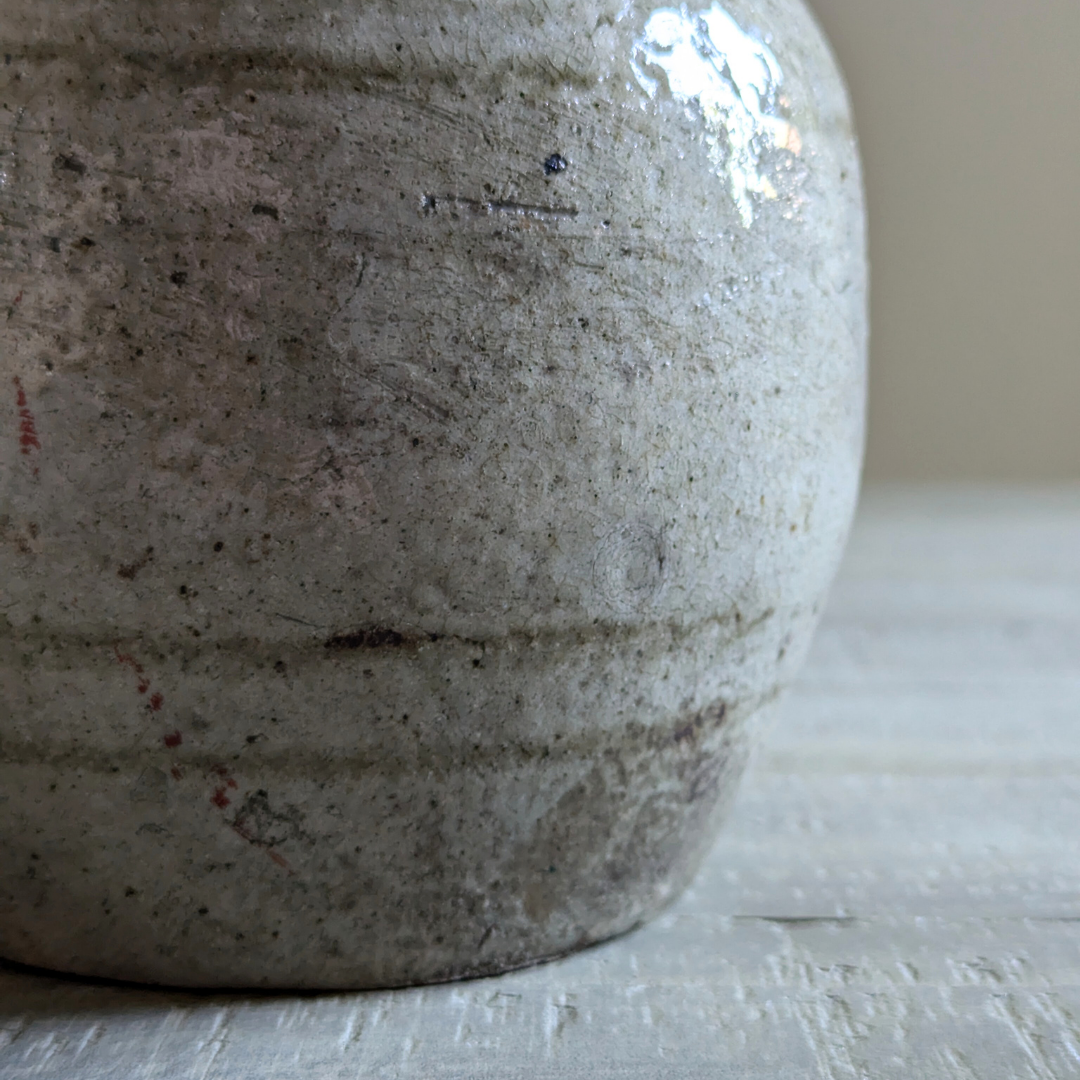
left=231, top=809, right=296, bottom=876
left=420, top=194, right=578, bottom=221
left=274, top=611, right=323, bottom=628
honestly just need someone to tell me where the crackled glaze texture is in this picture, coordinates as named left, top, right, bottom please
left=0, top=0, right=865, bottom=988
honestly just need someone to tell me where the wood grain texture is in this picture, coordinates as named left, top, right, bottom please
left=3, top=486, right=1079, bottom=1078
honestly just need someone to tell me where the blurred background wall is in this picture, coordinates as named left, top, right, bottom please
left=805, top=0, right=1080, bottom=481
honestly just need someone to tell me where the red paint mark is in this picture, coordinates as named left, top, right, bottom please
left=13, top=291, right=23, bottom=306
left=268, top=850, right=292, bottom=871
left=210, top=763, right=239, bottom=789
left=13, top=377, right=41, bottom=456
left=209, top=766, right=239, bottom=813
left=114, top=646, right=145, bottom=676
left=170, top=765, right=184, bottom=780
left=116, top=645, right=172, bottom=744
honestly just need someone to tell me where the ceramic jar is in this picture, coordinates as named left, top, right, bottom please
left=0, top=0, right=865, bottom=988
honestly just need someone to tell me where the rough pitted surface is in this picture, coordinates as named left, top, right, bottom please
left=0, top=0, right=866, bottom=988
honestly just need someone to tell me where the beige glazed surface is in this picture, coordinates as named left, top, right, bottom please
left=0, top=0, right=865, bottom=988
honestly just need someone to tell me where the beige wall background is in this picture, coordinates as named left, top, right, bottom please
left=805, top=0, right=1080, bottom=481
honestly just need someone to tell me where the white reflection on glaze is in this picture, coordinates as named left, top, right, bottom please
left=632, top=3, right=801, bottom=226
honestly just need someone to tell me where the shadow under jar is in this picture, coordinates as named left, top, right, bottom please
left=0, top=0, right=865, bottom=989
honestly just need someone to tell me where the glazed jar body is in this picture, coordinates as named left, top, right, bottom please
left=0, top=1, right=865, bottom=987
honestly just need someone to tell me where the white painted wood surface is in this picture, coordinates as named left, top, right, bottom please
left=3, top=486, right=1079, bottom=1079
